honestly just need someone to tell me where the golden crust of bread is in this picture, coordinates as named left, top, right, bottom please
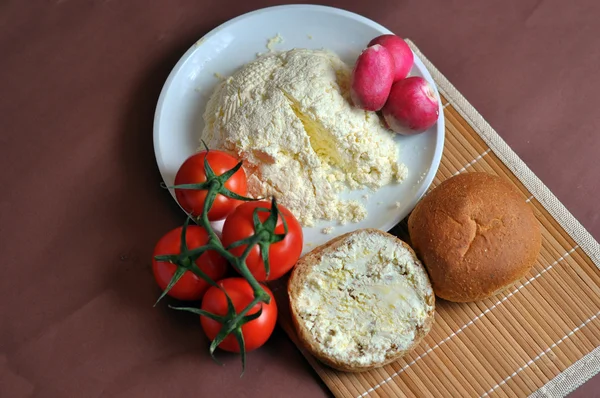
left=408, top=173, right=542, bottom=302
left=288, top=228, right=435, bottom=372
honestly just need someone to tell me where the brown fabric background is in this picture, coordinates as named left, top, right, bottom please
left=1, top=1, right=598, bottom=397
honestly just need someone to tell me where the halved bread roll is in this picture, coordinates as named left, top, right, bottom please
left=408, top=173, right=542, bottom=302
left=288, top=229, right=435, bottom=372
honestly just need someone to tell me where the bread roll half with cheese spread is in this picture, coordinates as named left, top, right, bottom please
left=288, top=229, right=435, bottom=372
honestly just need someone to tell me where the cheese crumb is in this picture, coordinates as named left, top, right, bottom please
left=266, top=33, right=284, bottom=51
left=395, top=201, right=402, bottom=208
left=322, top=227, right=334, bottom=234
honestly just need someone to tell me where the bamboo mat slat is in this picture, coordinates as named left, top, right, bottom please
left=271, top=42, right=600, bottom=398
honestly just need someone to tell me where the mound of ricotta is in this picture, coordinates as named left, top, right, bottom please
left=201, top=49, right=407, bottom=226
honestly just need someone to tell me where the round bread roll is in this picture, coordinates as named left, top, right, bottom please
left=408, top=172, right=541, bottom=302
left=288, top=229, right=435, bottom=372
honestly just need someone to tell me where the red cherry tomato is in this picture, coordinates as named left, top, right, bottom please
left=152, top=225, right=227, bottom=301
left=200, top=278, right=277, bottom=352
left=174, top=151, right=247, bottom=221
left=221, top=201, right=303, bottom=281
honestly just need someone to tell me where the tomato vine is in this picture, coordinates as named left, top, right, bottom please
left=153, top=152, right=287, bottom=374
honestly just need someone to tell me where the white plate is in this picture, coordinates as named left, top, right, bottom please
left=154, top=5, right=444, bottom=254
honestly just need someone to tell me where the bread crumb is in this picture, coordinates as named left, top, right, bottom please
left=266, top=33, right=284, bottom=51
left=322, top=227, right=334, bottom=234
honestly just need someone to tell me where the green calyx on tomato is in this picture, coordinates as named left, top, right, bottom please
left=170, top=278, right=278, bottom=374
left=152, top=223, right=227, bottom=302
left=168, top=142, right=254, bottom=221
left=152, top=217, right=225, bottom=305
left=153, top=148, right=303, bottom=374
left=225, top=198, right=287, bottom=280
left=222, top=201, right=304, bottom=282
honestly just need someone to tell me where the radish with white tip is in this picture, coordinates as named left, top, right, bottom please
left=368, top=35, right=414, bottom=82
left=382, top=76, right=439, bottom=135
left=350, top=44, right=395, bottom=111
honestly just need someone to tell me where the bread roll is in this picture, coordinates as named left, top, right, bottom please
left=408, top=172, right=541, bottom=302
left=288, top=229, right=434, bottom=372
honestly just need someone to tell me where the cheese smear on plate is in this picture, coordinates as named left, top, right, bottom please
left=201, top=49, right=407, bottom=226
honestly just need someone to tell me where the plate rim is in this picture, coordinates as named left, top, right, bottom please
left=153, top=4, right=444, bottom=237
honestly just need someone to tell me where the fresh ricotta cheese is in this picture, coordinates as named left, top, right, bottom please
left=201, top=49, right=407, bottom=226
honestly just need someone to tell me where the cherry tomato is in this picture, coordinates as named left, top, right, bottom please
left=221, top=201, right=303, bottom=281
left=174, top=151, right=247, bottom=221
left=200, top=278, right=277, bottom=352
left=152, top=225, right=227, bottom=301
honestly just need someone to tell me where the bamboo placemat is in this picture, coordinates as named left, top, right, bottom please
left=272, top=40, right=600, bottom=398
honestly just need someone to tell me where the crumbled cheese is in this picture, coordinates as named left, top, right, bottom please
left=296, top=231, right=433, bottom=366
left=322, top=227, right=334, bottom=234
left=201, top=49, right=408, bottom=226
left=395, top=201, right=402, bottom=208
left=266, top=33, right=284, bottom=51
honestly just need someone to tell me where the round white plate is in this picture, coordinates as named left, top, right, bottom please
left=154, top=5, right=444, bottom=254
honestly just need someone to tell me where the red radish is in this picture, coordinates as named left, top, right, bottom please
left=368, top=35, right=414, bottom=82
left=350, top=44, right=395, bottom=111
left=382, top=76, right=439, bottom=135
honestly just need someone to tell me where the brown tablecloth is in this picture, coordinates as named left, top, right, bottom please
left=1, top=1, right=599, bottom=397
